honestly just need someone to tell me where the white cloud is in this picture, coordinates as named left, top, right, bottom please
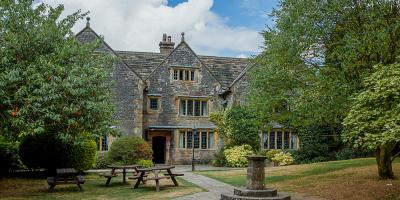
left=37, top=0, right=263, bottom=57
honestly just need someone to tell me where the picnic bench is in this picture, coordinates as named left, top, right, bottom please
left=99, top=165, right=141, bottom=186
left=47, top=168, right=85, bottom=191
left=134, top=165, right=183, bottom=191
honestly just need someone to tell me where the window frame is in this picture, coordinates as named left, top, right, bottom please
left=148, top=96, right=161, bottom=112
left=179, top=98, right=209, bottom=117
left=263, top=129, right=297, bottom=150
left=171, top=67, right=196, bottom=82
left=178, top=129, right=215, bottom=150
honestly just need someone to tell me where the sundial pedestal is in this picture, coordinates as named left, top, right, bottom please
left=220, top=156, right=291, bottom=200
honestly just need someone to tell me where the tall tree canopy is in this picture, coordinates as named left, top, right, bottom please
left=0, top=0, right=114, bottom=142
left=249, top=0, right=400, bottom=178
left=343, top=63, right=400, bottom=179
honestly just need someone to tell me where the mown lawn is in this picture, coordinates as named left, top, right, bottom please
left=198, top=158, right=400, bottom=200
left=0, top=174, right=203, bottom=200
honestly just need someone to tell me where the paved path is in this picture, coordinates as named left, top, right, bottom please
left=173, top=171, right=233, bottom=200
left=173, top=166, right=324, bottom=200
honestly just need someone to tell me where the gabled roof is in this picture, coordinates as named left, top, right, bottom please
left=116, top=51, right=167, bottom=79
left=75, top=25, right=252, bottom=88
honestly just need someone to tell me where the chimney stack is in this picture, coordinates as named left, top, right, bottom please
left=159, top=33, right=175, bottom=54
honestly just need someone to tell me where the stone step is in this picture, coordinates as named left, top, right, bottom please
left=221, top=193, right=291, bottom=200
left=234, top=187, right=277, bottom=197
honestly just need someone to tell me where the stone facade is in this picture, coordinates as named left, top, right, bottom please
left=75, top=20, right=267, bottom=164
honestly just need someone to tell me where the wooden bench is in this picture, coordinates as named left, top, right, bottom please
left=163, top=173, right=184, bottom=177
left=99, top=173, right=118, bottom=186
left=47, top=172, right=85, bottom=191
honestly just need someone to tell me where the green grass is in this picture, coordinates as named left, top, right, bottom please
left=197, top=158, right=400, bottom=200
left=0, top=174, right=203, bottom=200
left=198, top=158, right=380, bottom=186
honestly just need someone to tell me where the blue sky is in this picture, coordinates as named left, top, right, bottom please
left=168, top=0, right=278, bottom=30
left=40, top=0, right=280, bottom=57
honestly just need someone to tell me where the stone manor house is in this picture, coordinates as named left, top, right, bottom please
left=76, top=19, right=299, bottom=164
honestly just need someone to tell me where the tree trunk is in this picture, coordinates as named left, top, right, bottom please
left=375, top=145, right=394, bottom=179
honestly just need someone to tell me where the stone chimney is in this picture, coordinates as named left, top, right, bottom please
left=159, top=33, right=175, bottom=54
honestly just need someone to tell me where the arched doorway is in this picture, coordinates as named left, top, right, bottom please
left=152, top=136, right=166, bottom=164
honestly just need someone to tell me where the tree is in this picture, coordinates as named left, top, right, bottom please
left=343, top=63, right=400, bottom=179
left=248, top=0, right=400, bottom=166
left=210, top=106, right=259, bottom=149
left=0, top=0, right=114, bottom=142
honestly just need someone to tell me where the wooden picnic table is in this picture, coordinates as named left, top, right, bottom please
left=133, top=165, right=183, bottom=192
left=100, top=165, right=139, bottom=185
left=47, top=168, right=85, bottom=191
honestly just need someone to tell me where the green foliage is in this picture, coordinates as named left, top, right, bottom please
left=19, top=133, right=97, bottom=171
left=69, top=140, right=97, bottom=171
left=19, top=133, right=70, bottom=170
left=210, top=106, right=259, bottom=149
left=270, top=151, right=294, bottom=166
left=0, top=0, right=114, bottom=142
left=223, top=145, right=254, bottom=167
left=265, top=149, right=281, bottom=161
left=108, top=136, right=153, bottom=165
left=212, top=148, right=226, bottom=167
left=0, top=135, right=20, bottom=176
left=137, top=159, right=153, bottom=168
left=95, top=151, right=110, bottom=169
left=343, top=63, right=400, bottom=151
left=248, top=0, right=400, bottom=165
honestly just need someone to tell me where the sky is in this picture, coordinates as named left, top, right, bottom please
left=36, top=0, right=279, bottom=57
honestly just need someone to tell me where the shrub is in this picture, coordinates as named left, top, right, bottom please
left=108, top=136, right=152, bottom=165
left=95, top=151, right=110, bottom=169
left=335, top=146, right=372, bottom=160
left=266, top=149, right=281, bottom=161
left=19, top=133, right=70, bottom=171
left=137, top=159, right=153, bottom=168
left=223, top=145, right=254, bottom=167
left=212, top=148, right=226, bottom=167
left=210, top=106, right=260, bottom=150
left=270, top=151, right=294, bottom=166
left=0, top=135, right=20, bottom=177
left=69, top=140, right=97, bottom=171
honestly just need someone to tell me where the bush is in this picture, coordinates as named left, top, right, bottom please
left=69, top=140, right=97, bottom=171
left=210, top=106, right=260, bottom=150
left=266, top=149, right=281, bottom=161
left=223, top=145, right=254, bottom=167
left=19, top=133, right=70, bottom=171
left=335, top=146, right=372, bottom=160
left=95, top=151, right=110, bottom=169
left=137, top=159, right=153, bottom=168
left=0, top=135, right=20, bottom=177
left=270, top=151, right=294, bottom=166
left=108, top=136, right=152, bottom=165
left=212, top=148, right=226, bottom=167
left=19, top=133, right=98, bottom=172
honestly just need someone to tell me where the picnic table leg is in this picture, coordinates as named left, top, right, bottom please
left=123, top=168, right=126, bottom=183
left=156, top=179, right=160, bottom=192
left=48, top=184, right=55, bottom=191
left=167, top=169, right=179, bottom=186
left=106, top=177, right=112, bottom=186
left=134, top=172, right=145, bottom=189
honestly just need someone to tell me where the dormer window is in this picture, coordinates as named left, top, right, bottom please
left=172, top=68, right=195, bottom=81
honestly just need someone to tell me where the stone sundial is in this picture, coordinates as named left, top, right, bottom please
left=221, top=155, right=291, bottom=200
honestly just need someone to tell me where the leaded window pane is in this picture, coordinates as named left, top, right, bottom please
left=179, top=70, right=183, bottom=80
left=269, top=132, right=275, bottom=149
left=194, top=131, right=200, bottom=148
left=190, top=71, right=195, bottom=81
left=180, top=100, right=186, bottom=115
left=263, top=132, right=268, bottom=149
left=187, top=131, right=193, bottom=149
left=187, top=100, right=193, bottom=115
left=179, top=132, right=185, bottom=148
left=201, top=131, right=207, bottom=149
left=150, top=98, right=158, bottom=110
left=173, top=70, right=178, bottom=80
left=194, top=100, right=201, bottom=116
left=201, top=101, right=208, bottom=116
left=277, top=131, right=282, bottom=149
left=284, top=131, right=290, bottom=149
left=208, top=132, right=214, bottom=149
